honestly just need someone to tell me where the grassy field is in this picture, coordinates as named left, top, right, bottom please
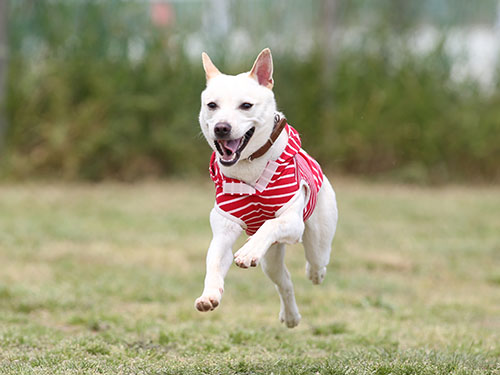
left=0, top=179, right=499, bottom=374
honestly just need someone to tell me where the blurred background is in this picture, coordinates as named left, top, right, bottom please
left=0, top=0, right=499, bottom=183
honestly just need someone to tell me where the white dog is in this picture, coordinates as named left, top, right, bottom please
left=195, top=48, right=338, bottom=328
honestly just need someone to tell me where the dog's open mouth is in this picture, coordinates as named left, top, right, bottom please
left=214, top=127, right=255, bottom=166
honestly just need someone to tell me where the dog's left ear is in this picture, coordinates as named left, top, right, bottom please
left=202, top=52, right=222, bottom=81
left=249, top=48, right=274, bottom=89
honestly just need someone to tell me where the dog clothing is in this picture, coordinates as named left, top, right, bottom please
left=209, top=123, right=324, bottom=236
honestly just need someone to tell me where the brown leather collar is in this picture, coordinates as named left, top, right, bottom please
left=247, top=117, right=287, bottom=162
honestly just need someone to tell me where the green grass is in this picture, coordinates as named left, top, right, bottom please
left=0, top=179, right=499, bottom=374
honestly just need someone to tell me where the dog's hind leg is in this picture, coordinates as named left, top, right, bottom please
left=303, top=177, right=338, bottom=285
left=261, top=243, right=301, bottom=328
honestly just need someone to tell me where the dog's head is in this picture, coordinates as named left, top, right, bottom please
left=199, top=48, right=277, bottom=167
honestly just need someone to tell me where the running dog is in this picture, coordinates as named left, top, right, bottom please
left=195, top=48, right=338, bottom=328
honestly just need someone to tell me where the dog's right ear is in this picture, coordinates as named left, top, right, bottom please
left=202, top=52, right=221, bottom=81
left=249, top=48, right=274, bottom=89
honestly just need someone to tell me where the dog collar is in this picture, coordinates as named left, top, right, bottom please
left=247, top=116, right=287, bottom=162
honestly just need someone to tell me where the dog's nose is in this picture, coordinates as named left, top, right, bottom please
left=214, top=122, right=232, bottom=139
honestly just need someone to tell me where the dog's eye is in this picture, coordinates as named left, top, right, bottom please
left=207, top=102, right=218, bottom=110
left=239, top=102, right=253, bottom=110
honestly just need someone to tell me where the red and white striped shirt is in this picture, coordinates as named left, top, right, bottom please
left=210, top=123, right=324, bottom=236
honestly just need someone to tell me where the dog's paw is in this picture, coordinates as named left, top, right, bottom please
left=195, top=289, right=222, bottom=312
left=234, top=242, right=263, bottom=269
left=279, top=309, right=301, bottom=328
left=306, top=263, right=326, bottom=285
left=234, top=253, right=260, bottom=268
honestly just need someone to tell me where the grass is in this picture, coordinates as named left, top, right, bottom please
left=0, top=178, right=499, bottom=374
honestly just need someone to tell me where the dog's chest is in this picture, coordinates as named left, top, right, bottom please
left=210, top=124, right=324, bottom=236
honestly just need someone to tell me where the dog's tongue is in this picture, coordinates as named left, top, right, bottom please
left=221, top=139, right=241, bottom=154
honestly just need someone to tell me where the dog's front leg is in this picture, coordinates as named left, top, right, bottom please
left=234, top=188, right=307, bottom=268
left=195, top=207, right=242, bottom=312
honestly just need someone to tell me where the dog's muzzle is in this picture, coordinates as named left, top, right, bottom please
left=214, top=127, right=255, bottom=166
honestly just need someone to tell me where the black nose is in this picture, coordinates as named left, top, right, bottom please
left=214, top=122, right=232, bottom=139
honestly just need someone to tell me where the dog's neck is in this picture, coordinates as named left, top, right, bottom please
left=218, top=127, right=288, bottom=185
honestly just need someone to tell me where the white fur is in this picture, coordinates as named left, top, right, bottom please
left=195, top=49, right=338, bottom=328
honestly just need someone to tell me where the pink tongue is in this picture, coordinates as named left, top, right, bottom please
left=222, top=139, right=241, bottom=153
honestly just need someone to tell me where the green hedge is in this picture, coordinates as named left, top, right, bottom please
left=5, top=45, right=205, bottom=180
left=275, top=47, right=500, bottom=183
left=2, top=2, right=499, bottom=183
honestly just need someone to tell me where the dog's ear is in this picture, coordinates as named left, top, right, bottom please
left=202, top=52, right=221, bottom=81
left=249, top=48, right=274, bottom=89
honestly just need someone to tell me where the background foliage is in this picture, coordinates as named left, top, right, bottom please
left=2, top=0, right=500, bottom=182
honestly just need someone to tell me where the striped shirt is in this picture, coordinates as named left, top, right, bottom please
left=209, top=123, right=324, bottom=236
